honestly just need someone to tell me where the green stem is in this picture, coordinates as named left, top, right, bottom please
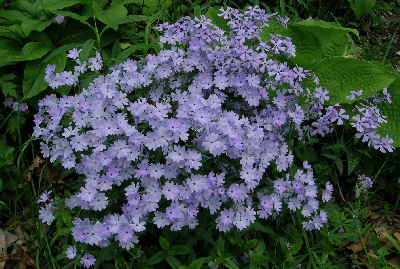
left=382, top=23, right=400, bottom=65
left=355, top=218, right=372, bottom=265
left=93, top=15, right=102, bottom=52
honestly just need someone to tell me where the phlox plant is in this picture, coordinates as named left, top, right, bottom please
left=33, top=6, right=393, bottom=267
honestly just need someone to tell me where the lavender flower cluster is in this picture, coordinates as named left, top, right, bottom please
left=346, top=89, right=394, bottom=153
left=3, top=97, right=28, bottom=112
left=33, top=6, right=392, bottom=266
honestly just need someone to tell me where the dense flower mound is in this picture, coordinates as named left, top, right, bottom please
left=33, top=6, right=392, bottom=265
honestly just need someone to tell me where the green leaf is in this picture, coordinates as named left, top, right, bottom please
left=348, top=0, right=377, bottom=19
left=378, top=78, right=400, bottom=147
left=159, top=236, right=170, bottom=250
left=165, top=256, right=182, bottom=269
left=171, top=245, right=193, bottom=256
left=223, top=258, right=239, bottom=269
left=9, top=42, right=52, bottom=62
left=205, top=7, right=229, bottom=31
left=43, top=0, right=89, bottom=10
left=312, top=57, right=398, bottom=105
left=23, top=52, right=66, bottom=99
left=293, top=18, right=358, bottom=60
left=0, top=38, right=21, bottom=67
left=52, top=10, right=93, bottom=29
left=21, top=19, right=52, bottom=36
left=217, top=236, right=224, bottom=256
left=0, top=9, right=31, bottom=23
left=111, top=39, right=121, bottom=59
left=92, top=1, right=129, bottom=30
left=43, top=42, right=82, bottom=62
left=188, top=257, right=212, bottom=269
left=247, top=239, right=258, bottom=249
left=0, top=138, right=14, bottom=168
left=252, top=222, right=277, bottom=237
left=114, top=44, right=145, bottom=65
left=335, top=159, right=343, bottom=175
left=80, top=39, right=95, bottom=62
left=288, top=25, right=323, bottom=68
left=147, top=251, right=166, bottom=265
left=347, top=151, right=360, bottom=175
left=0, top=74, right=18, bottom=98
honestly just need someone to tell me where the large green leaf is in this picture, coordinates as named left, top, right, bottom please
left=0, top=9, right=31, bottom=23
left=21, top=19, right=52, bottom=36
left=378, top=78, right=400, bottom=147
left=261, top=21, right=322, bottom=68
left=287, top=25, right=323, bottom=68
left=8, top=41, right=52, bottom=62
left=43, top=0, right=89, bottom=10
left=348, top=0, right=377, bottom=19
left=293, top=18, right=358, bottom=59
left=313, top=57, right=398, bottom=104
left=92, top=1, right=129, bottom=30
left=42, top=42, right=82, bottom=62
left=261, top=18, right=357, bottom=68
left=23, top=52, right=66, bottom=99
left=0, top=38, right=21, bottom=67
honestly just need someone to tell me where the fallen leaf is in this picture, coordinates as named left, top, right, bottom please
left=375, top=227, right=394, bottom=250
left=394, top=232, right=400, bottom=242
left=347, top=242, right=364, bottom=254
left=390, top=256, right=400, bottom=267
left=347, top=232, right=370, bottom=254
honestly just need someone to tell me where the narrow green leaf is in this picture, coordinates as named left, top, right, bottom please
left=347, top=151, right=360, bottom=175
left=111, top=39, right=121, bottom=59
left=247, top=239, right=258, bottom=249
left=80, top=39, right=94, bottom=62
left=188, top=257, right=211, bottom=269
left=147, top=251, right=166, bottom=265
left=114, top=44, right=145, bottom=65
left=171, top=245, right=193, bottom=255
left=335, top=159, right=343, bottom=175
left=217, top=236, right=224, bottom=256
left=165, top=255, right=182, bottom=269
left=223, top=258, right=239, bottom=269
left=159, top=236, right=170, bottom=250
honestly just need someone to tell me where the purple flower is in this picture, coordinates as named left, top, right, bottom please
left=37, top=190, right=52, bottom=203
left=39, top=203, right=55, bottom=225
left=54, top=15, right=64, bottom=24
left=65, top=245, right=76, bottom=259
left=346, top=90, right=363, bottom=100
left=358, top=175, right=373, bottom=188
left=81, top=253, right=96, bottom=268
left=67, top=48, right=81, bottom=60
left=32, top=5, right=394, bottom=258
